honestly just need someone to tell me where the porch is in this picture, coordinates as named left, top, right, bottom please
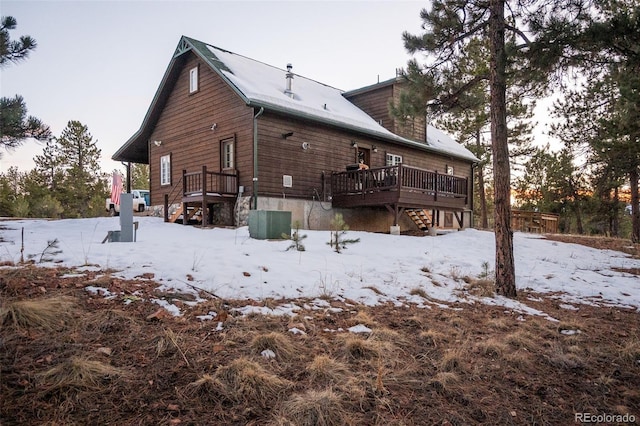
left=331, top=164, right=469, bottom=227
left=163, top=166, right=239, bottom=226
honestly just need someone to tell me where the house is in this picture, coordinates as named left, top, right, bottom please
left=112, top=36, right=478, bottom=233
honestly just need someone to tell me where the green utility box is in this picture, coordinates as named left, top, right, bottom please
left=248, top=210, right=292, bottom=240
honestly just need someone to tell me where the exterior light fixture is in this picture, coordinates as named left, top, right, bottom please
left=282, top=131, right=294, bottom=139
left=372, top=145, right=378, bottom=153
left=153, top=140, right=162, bottom=147
left=351, top=141, right=358, bottom=148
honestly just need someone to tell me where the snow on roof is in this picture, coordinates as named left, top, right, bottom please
left=199, top=41, right=478, bottom=162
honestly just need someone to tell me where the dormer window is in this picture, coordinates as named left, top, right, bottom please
left=189, top=66, right=199, bottom=93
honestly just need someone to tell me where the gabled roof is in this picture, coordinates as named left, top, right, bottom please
left=113, top=36, right=478, bottom=163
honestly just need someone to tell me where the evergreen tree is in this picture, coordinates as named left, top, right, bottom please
left=55, top=121, right=105, bottom=217
left=532, top=0, right=640, bottom=241
left=0, top=167, right=21, bottom=216
left=130, top=163, right=149, bottom=189
left=398, top=0, right=553, bottom=297
left=514, top=146, right=587, bottom=233
left=33, top=137, right=63, bottom=191
left=0, top=16, right=36, bottom=66
left=0, top=16, right=50, bottom=154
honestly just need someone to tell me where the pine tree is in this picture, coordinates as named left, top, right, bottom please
left=0, top=17, right=50, bottom=153
left=55, top=121, right=105, bottom=218
left=398, top=0, right=552, bottom=297
left=531, top=0, right=640, bottom=242
left=131, top=163, right=149, bottom=189
left=0, top=16, right=36, bottom=66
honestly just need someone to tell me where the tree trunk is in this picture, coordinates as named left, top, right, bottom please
left=476, top=129, right=489, bottom=229
left=573, top=199, right=584, bottom=235
left=612, top=186, right=620, bottom=237
left=489, top=0, right=516, bottom=298
left=630, top=168, right=640, bottom=243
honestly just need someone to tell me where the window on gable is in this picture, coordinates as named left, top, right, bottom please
left=221, top=137, right=235, bottom=170
left=160, top=154, right=171, bottom=186
left=386, top=153, right=402, bottom=166
left=189, top=66, right=199, bottom=93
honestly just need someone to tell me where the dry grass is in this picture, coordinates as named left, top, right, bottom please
left=474, top=337, right=508, bottom=358
left=213, top=357, right=291, bottom=407
left=347, top=310, right=376, bottom=327
left=409, top=287, right=429, bottom=299
left=251, top=332, right=299, bottom=361
left=460, top=277, right=495, bottom=297
left=618, top=336, right=640, bottom=365
left=2, top=265, right=640, bottom=425
left=439, top=348, right=467, bottom=373
left=37, top=356, right=126, bottom=390
left=340, top=335, right=380, bottom=360
left=307, top=355, right=350, bottom=386
left=419, top=329, right=446, bottom=347
left=277, top=388, right=351, bottom=426
left=504, top=329, right=540, bottom=351
left=0, top=296, right=75, bottom=330
left=545, top=344, right=585, bottom=370
left=428, top=371, right=460, bottom=394
left=183, top=374, right=218, bottom=402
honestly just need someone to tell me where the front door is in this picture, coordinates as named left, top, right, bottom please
left=357, top=148, right=370, bottom=168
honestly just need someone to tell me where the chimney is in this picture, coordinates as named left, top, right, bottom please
left=285, top=63, right=294, bottom=98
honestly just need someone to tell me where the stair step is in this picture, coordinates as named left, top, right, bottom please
left=406, top=209, right=432, bottom=231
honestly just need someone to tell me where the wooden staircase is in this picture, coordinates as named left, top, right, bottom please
left=168, top=205, right=204, bottom=224
left=406, top=209, right=433, bottom=231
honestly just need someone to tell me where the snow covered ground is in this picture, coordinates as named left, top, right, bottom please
left=1, top=217, right=639, bottom=318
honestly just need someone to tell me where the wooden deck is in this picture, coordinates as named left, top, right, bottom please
left=331, top=165, right=468, bottom=209
left=164, top=166, right=238, bottom=226
left=166, top=164, right=470, bottom=228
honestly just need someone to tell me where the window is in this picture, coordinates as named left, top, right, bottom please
left=189, top=66, right=199, bottom=93
left=221, top=137, right=235, bottom=170
left=386, top=153, right=402, bottom=166
left=446, top=165, right=454, bottom=175
left=160, top=154, right=171, bottom=186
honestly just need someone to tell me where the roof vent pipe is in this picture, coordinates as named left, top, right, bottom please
left=285, top=63, right=294, bottom=98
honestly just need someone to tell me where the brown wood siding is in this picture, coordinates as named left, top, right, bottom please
left=345, top=82, right=427, bottom=143
left=255, top=112, right=473, bottom=209
left=148, top=53, right=254, bottom=206
left=390, top=86, right=427, bottom=142
left=346, top=85, right=394, bottom=130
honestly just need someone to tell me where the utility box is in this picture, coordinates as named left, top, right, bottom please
left=248, top=210, right=292, bottom=240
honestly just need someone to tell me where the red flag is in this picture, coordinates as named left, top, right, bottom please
left=111, top=172, right=123, bottom=206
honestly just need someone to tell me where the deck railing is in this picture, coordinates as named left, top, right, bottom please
left=183, top=166, right=238, bottom=197
left=331, top=164, right=468, bottom=200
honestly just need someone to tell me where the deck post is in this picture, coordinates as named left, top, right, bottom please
left=434, top=170, right=438, bottom=202
left=182, top=170, right=187, bottom=226
left=164, top=194, right=169, bottom=222
left=202, top=165, right=208, bottom=227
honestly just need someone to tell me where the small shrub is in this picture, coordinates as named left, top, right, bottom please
left=284, top=221, right=307, bottom=251
left=327, top=213, right=360, bottom=253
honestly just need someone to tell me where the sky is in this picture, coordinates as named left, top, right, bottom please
left=1, top=0, right=431, bottom=174
left=1, top=216, right=639, bottom=319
